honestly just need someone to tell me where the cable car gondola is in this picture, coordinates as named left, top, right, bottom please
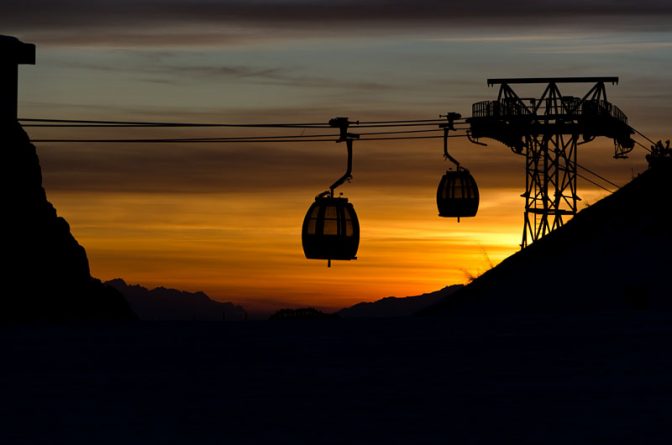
left=436, top=114, right=480, bottom=220
left=302, top=192, right=360, bottom=262
left=301, top=118, right=360, bottom=266
left=437, top=168, right=479, bottom=218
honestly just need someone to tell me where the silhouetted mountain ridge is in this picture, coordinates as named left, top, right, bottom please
left=269, top=307, right=338, bottom=320
left=423, top=162, right=672, bottom=316
left=107, top=279, right=247, bottom=321
left=2, top=121, right=134, bottom=321
left=338, top=285, right=463, bottom=318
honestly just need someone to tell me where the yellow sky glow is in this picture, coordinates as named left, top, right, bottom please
left=48, top=186, right=527, bottom=312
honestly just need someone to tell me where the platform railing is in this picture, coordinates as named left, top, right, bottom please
left=472, top=99, right=628, bottom=124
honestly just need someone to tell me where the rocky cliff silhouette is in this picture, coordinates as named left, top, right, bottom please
left=106, top=279, right=247, bottom=321
left=2, top=121, right=135, bottom=321
left=423, top=161, right=672, bottom=316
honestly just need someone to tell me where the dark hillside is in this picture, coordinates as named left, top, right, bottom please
left=424, top=162, right=672, bottom=316
left=338, top=285, right=463, bottom=318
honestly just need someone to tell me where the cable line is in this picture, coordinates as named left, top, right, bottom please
left=19, top=114, right=648, bottom=196
left=32, top=138, right=338, bottom=144
left=355, top=118, right=450, bottom=124
left=634, top=140, right=649, bottom=151
left=633, top=138, right=653, bottom=153
left=31, top=134, right=462, bottom=144
left=629, top=125, right=656, bottom=149
left=358, top=129, right=446, bottom=136
left=19, top=118, right=332, bottom=129
left=577, top=173, right=613, bottom=193
left=20, top=117, right=460, bottom=129
left=352, top=122, right=455, bottom=128
left=576, top=164, right=620, bottom=189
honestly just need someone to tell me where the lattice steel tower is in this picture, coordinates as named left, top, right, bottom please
left=468, top=77, right=635, bottom=247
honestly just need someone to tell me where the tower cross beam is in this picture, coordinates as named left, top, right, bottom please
left=488, top=77, right=619, bottom=86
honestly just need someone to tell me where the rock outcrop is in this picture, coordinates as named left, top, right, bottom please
left=2, top=121, right=135, bottom=321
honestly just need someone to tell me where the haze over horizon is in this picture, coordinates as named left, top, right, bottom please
left=2, top=1, right=671, bottom=312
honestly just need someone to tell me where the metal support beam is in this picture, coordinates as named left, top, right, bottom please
left=522, top=132, right=578, bottom=248
left=488, top=77, right=618, bottom=86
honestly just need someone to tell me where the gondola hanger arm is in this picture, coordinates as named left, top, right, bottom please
left=440, top=112, right=462, bottom=170
left=328, top=117, right=359, bottom=196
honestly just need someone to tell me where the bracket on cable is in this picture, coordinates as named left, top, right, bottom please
left=327, top=117, right=360, bottom=197
left=439, top=112, right=463, bottom=169
left=467, top=130, right=488, bottom=147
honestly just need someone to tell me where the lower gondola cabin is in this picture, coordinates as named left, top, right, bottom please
left=302, top=196, right=360, bottom=261
left=437, top=170, right=480, bottom=218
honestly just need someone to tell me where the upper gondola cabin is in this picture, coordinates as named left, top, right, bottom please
left=436, top=169, right=479, bottom=219
left=302, top=195, right=360, bottom=262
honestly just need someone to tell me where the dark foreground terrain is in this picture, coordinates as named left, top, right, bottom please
left=2, top=314, right=672, bottom=444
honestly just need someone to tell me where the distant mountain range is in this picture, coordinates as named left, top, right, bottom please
left=109, top=278, right=461, bottom=321
left=40, top=154, right=670, bottom=322
left=106, top=279, right=247, bottom=321
left=337, top=285, right=463, bottom=318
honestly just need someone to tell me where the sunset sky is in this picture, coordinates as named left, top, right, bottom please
left=3, top=1, right=671, bottom=314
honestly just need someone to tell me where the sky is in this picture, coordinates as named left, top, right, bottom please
left=3, top=1, right=671, bottom=314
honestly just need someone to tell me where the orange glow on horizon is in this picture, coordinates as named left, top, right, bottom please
left=48, top=186, right=529, bottom=312
left=34, top=125, right=638, bottom=314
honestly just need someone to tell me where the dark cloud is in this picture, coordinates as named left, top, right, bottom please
left=2, top=1, right=671, bottom=46
left=4, top=1, right=671, bottom=26
left=109, top=62, right=392, bottom=91
left=161, top=65, right=392, bottom=91
left=49, top=49, right=395, bottom=90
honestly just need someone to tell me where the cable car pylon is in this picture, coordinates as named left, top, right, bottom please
left=467, top=77, right=635, bottom=248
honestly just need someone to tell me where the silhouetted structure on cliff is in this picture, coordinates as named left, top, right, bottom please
left=2, top=121, right=135, bottom=321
